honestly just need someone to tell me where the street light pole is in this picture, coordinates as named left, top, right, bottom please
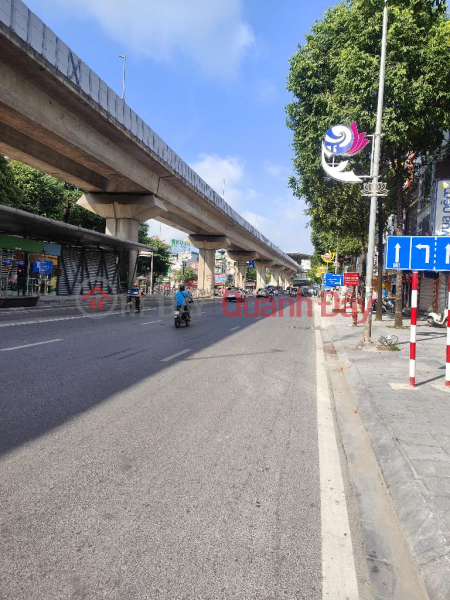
left=363, top=0, right=388, bottom=344
left=119, top=55, right=126, bottom=101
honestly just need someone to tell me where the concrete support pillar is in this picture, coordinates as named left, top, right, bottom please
left=255, top=260, right=274, bottom=289
left=78, top=193, right=168, bottom=285
left=198, top=248, right=216, bottom=296
left=271, top=266, right=283, bottom=286
left=187, top=236, right=230, bottom=296
left=281, top=269, right=291, bottom=289
left=227, top=251, right=259, bottom=290
left=235, top=262, right=247, bottom=288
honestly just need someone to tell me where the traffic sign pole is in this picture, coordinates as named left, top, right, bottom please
left=446, top=277, right=450, bottom=387
left=409, top=271, right=419, bottom=387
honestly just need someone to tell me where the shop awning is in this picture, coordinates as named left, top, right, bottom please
left=0, top=205, right=157, bottom=253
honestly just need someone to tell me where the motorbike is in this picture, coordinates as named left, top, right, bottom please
left=427, top=308, right=448, bottom=327
left=126, top=286, right=141, bottom=313
left=174, top=299, right=193, bottom=328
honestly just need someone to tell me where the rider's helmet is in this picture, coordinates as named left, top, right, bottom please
left=179, top=285, right=185, bottom=291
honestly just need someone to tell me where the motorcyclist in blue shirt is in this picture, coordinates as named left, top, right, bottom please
left=175, top=285, right=192, bottom=318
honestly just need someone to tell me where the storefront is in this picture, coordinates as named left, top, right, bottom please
left=0, top=204, right=157, bottom=304
left=0, top=234, right=60, bottom=296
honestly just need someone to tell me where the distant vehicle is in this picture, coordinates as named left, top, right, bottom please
left=266, top=285, right=282, bottom=296
left=256, top=288, right=274, bottom=299
left=226, top=287, right=247, bottom=302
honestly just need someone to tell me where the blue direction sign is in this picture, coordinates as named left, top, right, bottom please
left=386, top=236, right=450, bottom=271
left=32, top=260, right=53, bottom=274
left=248, top=260, right=255, bottom=268
left=324, top=273, right=343, bottom=286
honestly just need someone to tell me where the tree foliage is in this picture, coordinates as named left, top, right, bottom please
left=287, top=0, right=450, bottom=258
left=180, top=266, right=198, bottom=282
left=0, top=160, right=105, bottom=232
left=246, top=267, right=256, bottom=282
left=137, top=222, right=171, bottom=286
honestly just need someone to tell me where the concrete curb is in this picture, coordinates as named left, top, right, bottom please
left=326, top=323, right=450, bottom=599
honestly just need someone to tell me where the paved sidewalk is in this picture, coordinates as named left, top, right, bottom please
left=321, top=308, right=450, bottom=599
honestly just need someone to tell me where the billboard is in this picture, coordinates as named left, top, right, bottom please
left=434, top=180, right=450, bottom=236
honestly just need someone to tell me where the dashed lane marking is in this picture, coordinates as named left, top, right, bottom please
left=229, top=326, right=241, bottom=331
left=0, top=339, right=63, bottom=352
left=141, top=320, right=162, bottom=325
left=161, top=349, right=192, bottom=362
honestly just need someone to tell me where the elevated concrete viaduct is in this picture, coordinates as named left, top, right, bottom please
left=0, top=0, right=300, bottom=290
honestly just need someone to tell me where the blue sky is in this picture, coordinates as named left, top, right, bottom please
left=26, top=0, right=333, bottom=253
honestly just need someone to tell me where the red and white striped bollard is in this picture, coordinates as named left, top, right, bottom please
left=410, top=271, right=419, bottom=387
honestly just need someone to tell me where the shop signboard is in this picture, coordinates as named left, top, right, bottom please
left=434, top=180, right=450, bottom=236
left=343, top=272, right=360, bottom=286
left=33, top=260, right=53, bottom=274
left=215, top=275, right=227, bottom=284
left=190, top=262, right=199, bottom=270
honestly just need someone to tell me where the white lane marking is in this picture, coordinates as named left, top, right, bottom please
left=0, top=316, right=85, bottom=327
left=0, top=339, right=63, bottom=352
left=315, top=309, right=359, bottom=599
left=141, top=320, right=162, bottom=325
left=229, top=326, right=241, bottom=331
left=255, top=315, right=262, bottom=319
left=161, top=349, right=191, bottom=362
left=0, top=312, right=120, bottom=327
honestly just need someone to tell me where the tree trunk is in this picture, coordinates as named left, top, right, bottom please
left=375, top=197, right=384, bottom=321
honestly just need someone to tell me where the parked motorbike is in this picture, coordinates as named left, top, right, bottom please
left=427, top=308, right=448, bottom=327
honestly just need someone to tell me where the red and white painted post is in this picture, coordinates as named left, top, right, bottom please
left=446, top=277, right=450, bottom=387
left=409, top=271, right=419, bottom=387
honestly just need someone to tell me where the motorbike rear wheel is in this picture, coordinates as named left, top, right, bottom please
left=175, top=317, right=181, bottom=328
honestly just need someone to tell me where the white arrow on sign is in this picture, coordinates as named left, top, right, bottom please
left=395, top=243, right=401, bottom=263
left=416, top=244, right=430, bottom=264
left=446, top=244, right=450, bottom=264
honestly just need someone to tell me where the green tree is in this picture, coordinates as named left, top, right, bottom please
left=180, top=266, right=198, bottom=282
left=1, top=160, right=105, bottom=232
left=246, top=267, right=256, bottom=282
left=0, top=156, right=23, bottom=207
left=287, top=0, right=450, bottom=325
left=137, top=223, right=171, bottom=290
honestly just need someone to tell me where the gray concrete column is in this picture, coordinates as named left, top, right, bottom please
left=187, top=235, right=230, bottom=296
left=271, top=266, right=283, bottom=286
left=255, top=260, right=274, bottom=289
left=226, top=251, right=259, bottom=290
left=198, top=248, right=216, bottom=296
left=234, top=262, right=247, bottom=288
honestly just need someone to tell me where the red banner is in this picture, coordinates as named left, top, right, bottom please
left=343, top=272, right=360, bottom=286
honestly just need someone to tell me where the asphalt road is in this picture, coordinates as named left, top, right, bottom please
left=0, top=296, right=357, bottom=599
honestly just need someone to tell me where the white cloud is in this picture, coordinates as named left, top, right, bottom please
left=46, top=0, right=254, bottom=79
left=190, top=153, right=257, bottom=211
